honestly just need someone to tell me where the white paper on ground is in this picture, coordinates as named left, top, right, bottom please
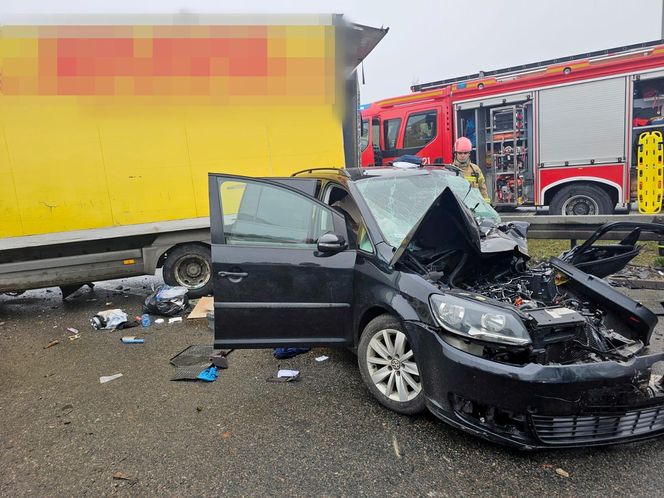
left=315, top=356, right=329, bottom=362
left=277, top=369, right=299, bottom=378
left=168, top=317, right=183, bottom=324
left=99, top=373, right=123, bottom=383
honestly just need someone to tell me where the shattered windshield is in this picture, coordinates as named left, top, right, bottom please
left=355, top=170, right=500, bottom=247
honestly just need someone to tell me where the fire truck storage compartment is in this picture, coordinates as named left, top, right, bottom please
left=455, top=92, right=534, bottom=206
left=538, top=77, right=628, bottom=167
left=632, top=73, right=664, bottom=162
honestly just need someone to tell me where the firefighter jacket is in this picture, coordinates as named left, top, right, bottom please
left=453, top=158, right=490, bottom=202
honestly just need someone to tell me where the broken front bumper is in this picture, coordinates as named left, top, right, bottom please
left=406, top=322, right=664, bottom=450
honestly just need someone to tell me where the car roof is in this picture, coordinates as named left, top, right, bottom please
left=291, top=165, right=457, bottom=182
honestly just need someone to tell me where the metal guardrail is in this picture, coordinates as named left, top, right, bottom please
left=501, top=214, right=664, bottom=241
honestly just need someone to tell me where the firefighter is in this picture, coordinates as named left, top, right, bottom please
left=453, top=136, right=490, bottom=202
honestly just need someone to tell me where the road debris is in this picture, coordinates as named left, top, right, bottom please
left=187, top=296, right=214, bottom=319
left=143, top=285, right=189, bottom=316
left=315, top=355, right=329, bottom=362
left=273, top=347, right=310, bottom=359
left=90, top=309, right=130, bottom=330
left=154, top=318, right=165, bottom=325
left=555, top=468, right=570, bottom=478
left=392, top=435, right=402, bottom=458
left=99, top=373, right=123, bottom=384
left=168, top=317, right=183, bottom=324
left=121, top=336, right=145, bottom=344
left=278, top=369, right=299, bottom=378
left=44, top=340, right=59, bottom=349
left=112, top=471, right=137, bottom=484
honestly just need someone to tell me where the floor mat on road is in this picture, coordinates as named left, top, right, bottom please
left=170, top=344, right=214, bottom=380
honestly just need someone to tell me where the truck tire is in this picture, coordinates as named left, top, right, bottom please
left=549, top=184, right=614, bottom=215
left=162, top=244, right=213, bottom=298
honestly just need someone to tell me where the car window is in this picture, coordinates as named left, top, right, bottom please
left=357, top=222, right=374, bottom=254
left=219, top=179, right=333, bottom=248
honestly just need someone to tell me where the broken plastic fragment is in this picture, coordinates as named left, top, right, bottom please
left=168, top=317, right=183, bottom=324
left=315, top=355, right=329, bottom=362
left=277, top=369, right=299, bottom=378
left=99, top=373, right=123, bottom=383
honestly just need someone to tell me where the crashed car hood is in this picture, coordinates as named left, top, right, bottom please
left=389, top=187, right=528, bottom=267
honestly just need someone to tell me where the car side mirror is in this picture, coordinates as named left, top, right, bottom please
left=317, top=232, right=348, bottom=253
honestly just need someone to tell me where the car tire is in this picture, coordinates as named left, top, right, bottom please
left=549, top=184, right=614, bottom=215
left=162, top=244, right=213, bottom=298
left=357, top=314, right=425, bottom=415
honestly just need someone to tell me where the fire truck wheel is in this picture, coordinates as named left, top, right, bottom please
left=162, top=244, right=213, bottom=298
left=549, top=184, right=614, bottom=216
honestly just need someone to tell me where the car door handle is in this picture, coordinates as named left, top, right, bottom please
left=218, top=271, right=248, bottom=281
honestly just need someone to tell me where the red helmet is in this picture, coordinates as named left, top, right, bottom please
left=454, top=137, right=472, bottom=153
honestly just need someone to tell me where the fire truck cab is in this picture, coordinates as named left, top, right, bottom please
left=361, top=40, right=664, bottom=215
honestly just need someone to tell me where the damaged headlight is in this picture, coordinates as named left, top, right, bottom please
left=429, top=294, right=531, bottom=346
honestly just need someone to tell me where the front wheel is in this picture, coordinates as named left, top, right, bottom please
left=162, top=244, right=213, bottom=298
left=549, top=184, right=614, bottom=215
left=357, top=314, right=425, bottom=415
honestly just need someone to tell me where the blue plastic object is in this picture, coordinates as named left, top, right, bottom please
left=197, top=366, right=219, bottom=382
left=272, top=347, right=311, bottom=359
left=141, top=314, right=151, bottom=327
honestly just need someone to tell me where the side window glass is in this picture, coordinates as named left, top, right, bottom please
left=219, top=179, right=332, bottom=248
left=403, top=110, right=437, bottom=148
left=372, top=120, right=380, bottom=147
left=383, top=118, right=401, bottom=150
left=357, top=222, right=374, bottom=254
left=360, top=119, right=369, bottom=151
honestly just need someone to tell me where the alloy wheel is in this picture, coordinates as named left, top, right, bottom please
left=366, top=328, right=421, bottom=402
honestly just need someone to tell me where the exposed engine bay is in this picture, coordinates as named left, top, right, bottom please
left=393, top=188, right=663, bottom=366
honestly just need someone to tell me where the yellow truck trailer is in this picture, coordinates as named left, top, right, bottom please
left=0, top=14, right=386, bottom=296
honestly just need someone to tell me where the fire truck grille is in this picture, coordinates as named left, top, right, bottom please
left=531, top=405, right=664, bottom=445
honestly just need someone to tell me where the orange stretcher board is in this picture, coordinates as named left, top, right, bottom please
left=637, top=131, right=664, bottom=214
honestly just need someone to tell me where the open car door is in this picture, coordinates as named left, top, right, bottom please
left=208, top=174, right=355, bottom=348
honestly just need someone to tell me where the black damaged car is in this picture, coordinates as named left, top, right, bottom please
left=208, top=166, right=664, bottom=449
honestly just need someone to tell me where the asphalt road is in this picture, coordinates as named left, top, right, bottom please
left=2, top=276, right=664, bottom=497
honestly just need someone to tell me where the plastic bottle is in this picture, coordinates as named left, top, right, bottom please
left=141, top=313, right=151, bottom=327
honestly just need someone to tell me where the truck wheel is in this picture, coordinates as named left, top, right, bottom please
left=549, top=184, right=614, bottom=215
left=163, top=245, right=212, bottom=298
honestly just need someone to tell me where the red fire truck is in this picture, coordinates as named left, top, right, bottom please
left=360, top=39, right=664, bottom=214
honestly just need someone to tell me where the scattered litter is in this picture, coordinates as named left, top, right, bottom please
left=278, top=369, right=299, bottom=378
left=44, top=340, right=59, bottom=349
left=154, top=318, right=165, bottom=325
left=168, top=317, right=183, bottom=324
left=555, top=468, right=570, bottom=478
left=68, top=334, right=81, bottom=341
left=197, top=366, right=218, bottom=382
left=90, top=309, right=132, bottom=330
left=140, top=313, right=151, bottom=327
left=392, top=435, right=401, bottom=458
left=267, top=371, right=300, bottom=383
left=112, top=471, right=137, bottom=484
left=121, top=336, right=145, bottom=344
left=99, top=373, right=123, bottom=383
left=196, top=406, right=203, bottom=412
left=105, top=302, right=113, bottom=306
left=222, top=431, right=231, bottom=439
left=273, top=347, right=310, bottom=359
left=187, top=296, right=214, bottom=319
left=66, top=327, right=79, bottom=334
left=0, top=322, right=5, bottom=326
left=315, top=355, right=329, bottom=362
left=143, top=285, right=189, bottom=316
left=209, top=352, right=230, bottom=369
left=170, top=345, right=216, bottom=380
